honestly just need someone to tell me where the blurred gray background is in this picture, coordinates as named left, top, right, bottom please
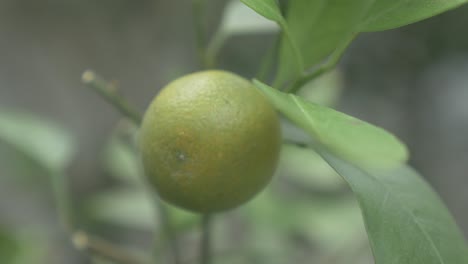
left=0, top=1, right=467, bottom=263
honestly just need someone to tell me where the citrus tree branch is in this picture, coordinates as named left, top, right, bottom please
left=200, top=214, right=213, bottom=264
left=50, top=171, right=74, bottom=233
left=286, top=33, right=357, bottom=94
left=81, top=70, right=142, bottom=125
left=154, top=200, right=181, bottom=264
left=82, top=70, right=182, bottom=264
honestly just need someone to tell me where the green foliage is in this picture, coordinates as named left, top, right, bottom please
left=3, top=1, right=468, bottom=263
left=0, top=110, right=75, bottom=173
left=320, top=151, right=468, bottom=264
left=253, top=81, right=468, bottom=263
left=254, top=80, right=408, bottom=169
left=275, top=0, right=373, bottom=86
left=360, top=0, right=468, bottom=32
left=243, top=0, right=468, bottom=87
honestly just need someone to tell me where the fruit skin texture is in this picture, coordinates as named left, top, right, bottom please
left=139, top=70, right=281, bottom=213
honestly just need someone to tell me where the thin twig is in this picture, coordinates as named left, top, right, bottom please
left=255, top=34, right=281, bottom=83
left=50, top=171, right=74, bottom=233
left=72, top=230, right=149, bottom=264
left=192, top=0, right=210, bottom=69
left=154, top=200, right=181, bottom=264
left=286, top=33, right=357, bottom=94
left=82, top=69, right=182, bottom=264
left=81, top=70, right=142, bottom=125
left=200, top=214, right=213, bottom=264
left=205, top=30, right=227, bottom=69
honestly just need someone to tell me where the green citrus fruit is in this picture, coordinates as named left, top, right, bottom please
left=139, top=70, right=281, bottom=213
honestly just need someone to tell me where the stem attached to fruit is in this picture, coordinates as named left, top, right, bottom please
left=200, top=214, right=213, bottom=264
left=81, top=70, right=143, bottom=125
left=154, top=200, right=182, bottom=264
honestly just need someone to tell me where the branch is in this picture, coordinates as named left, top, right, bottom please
left=82, top=70, right=182, bottom=264
left=192, top=0, right=210, bottom=69
left=72, top=230, right=149, bottom=264
left=287, top=33, right=357, bottom=94
left=200, top=214, right=213, bottom=264
left=50, top=171, right=74, bottom=233
left=153, top=200, right=181, bottom=264
left=81, top=70, right=142, bottom=125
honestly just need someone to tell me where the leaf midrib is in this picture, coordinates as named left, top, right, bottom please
left=355, top=167, right=446, bottom=264
left=288, top=93, right=447, bottom=261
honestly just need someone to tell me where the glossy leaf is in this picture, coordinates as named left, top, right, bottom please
left=254, top=80, right=408, bottom=169
left=319, top=150, right=468, bottom=264
left=0, top=110, right=75, bottom=172
left=243, top=0, right=468, bottom=89
left=275, top=0, right=373, bottom=86
left=360, top=0, right=468, bottom=32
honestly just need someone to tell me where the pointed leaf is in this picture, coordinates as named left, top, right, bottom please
left=319, top=150, right=468, bottom=264
left=254, top=80, right=408, bottom=169
left=360, top=0, right=468, bottom=32
left=274, top=0, right=373, bottom=86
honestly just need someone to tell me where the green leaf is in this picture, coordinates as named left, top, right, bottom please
left=254, top=80, right=408, bottom=169
left=319, top=150, right=468, bottom=264
left=274, top=0, right=373, bottom=86
left=0, top=109, right=75, bottom=172
left=360, top=1, right=468, bottom=32
left=240, top=0, right=284, bottom=23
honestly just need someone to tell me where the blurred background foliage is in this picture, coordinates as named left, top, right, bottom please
left=0, top=0, right=467, bottom=263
